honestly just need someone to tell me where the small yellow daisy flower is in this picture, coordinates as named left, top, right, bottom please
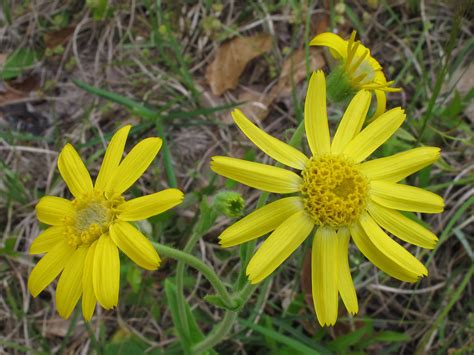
left=211, top=71, right=444, bottom=326
left=28, top=126, right=184, bottom=320
left=310, top=31, right=400, bottom=119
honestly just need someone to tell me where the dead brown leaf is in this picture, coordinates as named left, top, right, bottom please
left=44, top=27, right=75, bottom=49
left=0, top=75, right=39, bottom=106
left=206, top=33, right=273, bottom=96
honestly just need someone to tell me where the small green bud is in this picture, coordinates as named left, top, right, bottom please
left=326, top=65, right=357, bottom=103
left=213, top=191, right=245, bottom=218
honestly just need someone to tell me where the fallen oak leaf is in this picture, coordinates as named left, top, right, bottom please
left=206, top=33, right=273, bottom=96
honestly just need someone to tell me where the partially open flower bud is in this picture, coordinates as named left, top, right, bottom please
left=213, top=191, right=245, bottom=218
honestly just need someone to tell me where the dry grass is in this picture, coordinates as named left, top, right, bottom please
left=1, top=0, right=473, bottom=354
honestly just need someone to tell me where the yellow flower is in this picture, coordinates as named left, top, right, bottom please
left=28, top=126, right=184, bottom=320
left=211, top=71, right=443, bottom=326
left=310, top=31, right=400, bottom=119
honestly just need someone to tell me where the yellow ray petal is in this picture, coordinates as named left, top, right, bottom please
left=349, top=223, right=419, bottom=282
left=370, top=180, right=444, bottom=213
left=56, top=246, right=87, bottom=319
left=331, top=90, right=372, bottom=154
left=27, top=239, right=75, bottom=297
left=359, top=213, right=428, bottom=279
left=336, top=228, right=358, bottom=315
left=82, top=240, right=97, bottom=321
left=36, top=196, right=75, bottom=226
left=367, top=202, right=438, bottom=249
left=358, top=147, right=440, bottom=182
left=110, top=221, right=160, bottom=270
left=246, top=210, right=313, bottom=284
left=58, top=144, right=93, bottom=198
left=232, top=109, right=309, bottom=170
left=95, top=125, right=131, bottom=190
left=370, top=89, right=387, bottom=121
left=30, top=226, right=65, bottom=254
left=305, top=71, right=331, bottom=156
left=106, top=137, right=162, bottom=195
left=309, top=32, right=347, bottom=58
left=343, top=107, right=406, bottom=163
left=219, top=197, right=304, bottom=248
left=117, top=188, right=184, bottom=221
left=93, top=234, right=120, bottom=309
left=211, top=156, right=302, bottom=194
left=312, top=226, right=339, bottom=326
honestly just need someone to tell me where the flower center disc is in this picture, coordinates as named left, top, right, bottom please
left=63, top=192, right=124, bottom=247
left=300, top=155, right=368, bottom=228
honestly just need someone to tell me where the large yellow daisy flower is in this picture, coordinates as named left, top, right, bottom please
left=211, top=71, right=444, bottom=326
left=310, top=31, right=400, bottom=119
left=28, top=126, right=184, bottom=320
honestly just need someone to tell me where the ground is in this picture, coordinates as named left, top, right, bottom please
left=0, top=1, right=473, bottom=354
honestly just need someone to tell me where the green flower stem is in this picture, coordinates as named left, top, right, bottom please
left=152, top=242, right=235, bottom=309
left=193, top=310, right=238, bottom=353
left=192, top=282, right=258, bottom=353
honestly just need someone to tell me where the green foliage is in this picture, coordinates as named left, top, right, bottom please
left=0, top=48, right=39, bottom=80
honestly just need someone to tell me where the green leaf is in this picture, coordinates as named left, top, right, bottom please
left=204, top=294, right=241, bottom=311
left=328, top=320, right=373, bottom=352
left=72, top=79, right=157, bottom=120
left=0, top=48, right=39, bottom=80
left=239, top=318, right=322, bottom=355
left=86, top=0, right=109, bottom=20
left=373, top=331, right=411, bottom=343
left=126, top=266, right=142, bottom=293
left=164, top=279, right=206, bottom=354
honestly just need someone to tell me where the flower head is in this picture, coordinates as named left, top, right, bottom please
left=29, top=126, right=184, bottom=320
left=211, top=71, right=443, bottom=326
left=310, top=31, right=400, bottom=119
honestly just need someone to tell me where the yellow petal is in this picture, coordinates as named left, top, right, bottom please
left=312, top=226, right=338, bottom=326
left=367, top=202, right=438, bottom=249
left=211, top=156, right=302, bottom=194
left=331, top=90, right=372, bottom=154
left=343, top=107, right=406, bottom=163
left=370, top=89, right=387, bottom=121
left=117, top=188, right=184, bottom=221
left=246, top=210, right=313, bottom=284
left=358, top=147, right=440, bottom=182
left=95, top=125, right=131, bottom=191
left=93, top=234, right=120, bottom=309
left=58, top=144, right=93, bottom=198
left=232, top=109, right=309, bottom=170
left=27, top=240, right=75, bottom=297
left=106, top=137, right=162, bottom=195
left=82, top=240, right=97, bottom=321
left=359, top=213, right=428, bottom=279
left=36, top=196, right=74, bottom=225
left=56, top=246, right=87, bottom=319
left=30, top=226, right=65, bottom=254
left=349, top=223, right=419, bottom=282
left=110, top=221, right=160, bottom=270
left=336, top=228, right=358, bottom=315
left=219, top=197, right=304, bottom=248
left=305, top=71, right=331, bottom=156
left=370, top=180, right=444, bottom=213
left=309, top=32, right=347, bottom=58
